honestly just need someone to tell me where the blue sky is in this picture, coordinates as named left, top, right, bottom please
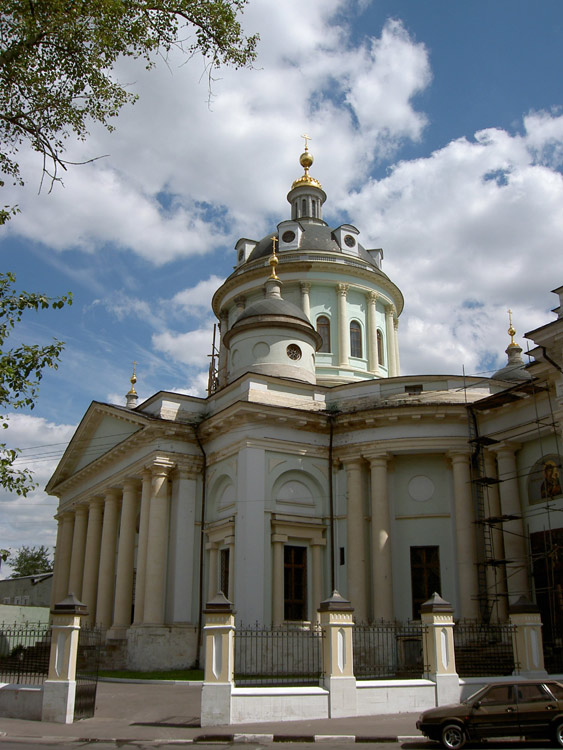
left=1, top=0, right=562, bottom=573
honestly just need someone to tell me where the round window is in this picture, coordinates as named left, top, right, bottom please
left=282, top=230, right=296, bottom=243
left=344, top=234, right=356, bottom=248
left=286, top=344, right=302, bottom=361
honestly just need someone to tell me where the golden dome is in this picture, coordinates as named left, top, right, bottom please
left=291, top=135, right=322, bottom=190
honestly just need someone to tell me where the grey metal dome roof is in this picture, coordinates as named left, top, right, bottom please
left=234, top=296, right=310, bottom=326
left=246, top=223, right=377, bottom=267
left=493, top=344, right=532, bottom=382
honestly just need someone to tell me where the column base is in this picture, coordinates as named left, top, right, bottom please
left=106, top=625, right=129, bottom=640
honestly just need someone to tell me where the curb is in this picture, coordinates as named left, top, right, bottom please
left=0, top=733, right=422, bottom=745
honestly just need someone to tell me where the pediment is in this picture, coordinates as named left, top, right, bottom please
left=46, top=401, right=150, bottom=493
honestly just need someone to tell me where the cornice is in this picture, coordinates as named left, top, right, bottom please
left=336, top=435, right=471, bottom=461
left=212, top=257, right=404, bottom=317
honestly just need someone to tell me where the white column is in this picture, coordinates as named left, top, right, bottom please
left=168, top=464, right=200, bottom=623
left=337, top=283, right=349, bottom=367
left=495, top=444, right=529, bottom=603
left=343, top=457, right=368, bottom=621
left=51, top=511, right=74, bottom=606
left=68, top=505, right=88, bottom=599
left=218, top=311, right=229, bottom=388
left=393, top=317, right=400, bottom=375
left=133, top=469, right=152, bottom=625
left=81, top=498, right=104, bottom=626
left=367, top=292, right=379, bottom=374
left=143, top=461, right=173, bottom=625
left=110, top=479, right=140, bottom=636
left=300, top=282, right=311, bottom=320
left=272, top=536, right=285, bottom=626
left=95, top=488, right=121, bottom=629
left=385, top=305, right=397, bottom=376
left=368, top=454, right=393, bottom=620
left=449, top=452, right=480, bottom=619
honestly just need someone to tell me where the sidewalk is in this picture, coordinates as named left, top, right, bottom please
left=0, top=681, right=425, bottom=744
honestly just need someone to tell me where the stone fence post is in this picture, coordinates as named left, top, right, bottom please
left=42, top=593, right=88, bottom=723
left=200, top=592, right=235, bottom=726
left=421, top=593, right=459, bottom=706
left=319, top=591, right=356, bottom=718
left=509, top=596, right=547, bottom=677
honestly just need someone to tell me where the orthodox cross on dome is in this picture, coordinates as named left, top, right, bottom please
left=507, top=309, right=516, bottom=346
left=269, top=236, right=279, bottom=280
left=301, top=133, right=312, bottom=150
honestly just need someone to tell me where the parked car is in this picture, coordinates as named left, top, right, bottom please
left=416, top=680, right=563, bottom=749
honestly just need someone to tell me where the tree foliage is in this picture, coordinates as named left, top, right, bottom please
left=0, top=272, right=71, bottom=495
left=0, top=0, right=258, bottom=218
left=9, top=544, right=53, bottom=577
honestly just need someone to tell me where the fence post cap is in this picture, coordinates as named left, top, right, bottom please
left=509, top=595, right=539, bottom=614
left=204, top=591, right=234, bottom=613
left=420, top=592, right=453, bottom=614
left=318, top=590, right=354, bottom=612
left=51, top=592, right=89, bottom=617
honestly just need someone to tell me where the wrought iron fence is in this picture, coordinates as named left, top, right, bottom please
left=454, top=621, right=516, bottom=676
left=353, top=621, right=426, bottom=679
left=74, top=626, right=102, bottom=720
left=543, top=623, right=563, bottom=675
left=0, top=623, right=51, bottom=685
left=234, top=624, right=324, bottom=686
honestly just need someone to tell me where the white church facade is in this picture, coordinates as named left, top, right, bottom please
left=46, top=147, right=563, bottom=670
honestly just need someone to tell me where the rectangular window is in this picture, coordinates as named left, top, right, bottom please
left=220, top=548, right=230, bottom=598
left=284, top=545, right=307, bottom=621
left=405, top=384, right=423, bottom=395
left=410, top=545, right=441, bottom=619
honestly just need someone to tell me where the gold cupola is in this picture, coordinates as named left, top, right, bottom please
left=287, top=135, right=326, bottom=221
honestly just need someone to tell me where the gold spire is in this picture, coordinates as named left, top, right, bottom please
left=127, top=361, right=137, bottom=395
left=291, top=134, right=322, bottom=190
left=507, top=309, right=517, bottom=347
left=268, top=236, right=279, bottom=280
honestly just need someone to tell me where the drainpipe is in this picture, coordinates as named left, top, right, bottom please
left=328, top=413, right=336, bottom=593
left=194, top=421, right=207, bottom=669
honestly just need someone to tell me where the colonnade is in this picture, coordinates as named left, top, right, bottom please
left=51, top=457, right=200, bottom=634
left=301, top=282, right=400, bottom=376
left=340, top=448, right=527, bottom=623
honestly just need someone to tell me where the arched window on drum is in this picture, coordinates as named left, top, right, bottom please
left=316, top=315, right=331, bottom=353
left=350, top=320, right=362, bottom=358
left=377, top=329, right=384, bottom=365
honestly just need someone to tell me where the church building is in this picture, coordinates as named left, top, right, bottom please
left=46, top=146, right=563, bottom=670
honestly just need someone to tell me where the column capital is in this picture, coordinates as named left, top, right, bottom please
left=336, top=283, right=349, bottom=297
left=234, top=294, right=246, bottom=307
left=493, top=441, right=522, bottom=456
left=394, top=318, right=399, bottom=330
left=147, top=458, right=175, bottom=478
left=300, top=282, right=311, bottom=292
left=122, top=477, right=142, bottom=492
left=103, top=487, right=122, bottom=502
left=340, top=455, right=364, bottom=469
left=447, top=450, right=472, bottom=464
left=363, top=452, right=391, bottom=467
left=367, top=291, right=378, bottom=305
left=73, top=504, right=89, bottom=518
left=88, top=495, right=104, bottom=509
left=174, top=457, right=203, bottom=479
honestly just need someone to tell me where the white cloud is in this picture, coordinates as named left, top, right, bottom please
left=343, top=113, right=563, bottom=375
left=171, top=275, right=225, bottom=313
left=0, top=415, right=77, bottom=577
left=2, top=11, right=432, bottom=261
left=152, top=325, right=215, bottom=367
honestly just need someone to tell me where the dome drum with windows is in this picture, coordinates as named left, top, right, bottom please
left=212, top=140, right=404, bottom=388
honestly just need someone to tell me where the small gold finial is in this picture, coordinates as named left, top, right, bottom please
left=269, top=236, right=279, bottom=280
left=128, top=361, right=137, bottom=395
left=292, top=134, right=322, bottom=190
left=507, top=309, right=516, bottom=346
